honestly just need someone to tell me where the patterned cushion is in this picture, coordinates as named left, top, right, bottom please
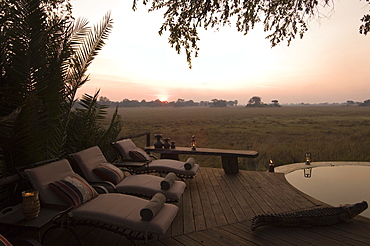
left=0, top=234, right=12, bottom=246
left=129, top=148, right=151, bottom=161
left=49, top=174, right=98, bottom=207
left=93, top=163, right=124, bottom=185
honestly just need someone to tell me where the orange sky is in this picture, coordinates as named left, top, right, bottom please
left=72, top=0, right=370, bottom=104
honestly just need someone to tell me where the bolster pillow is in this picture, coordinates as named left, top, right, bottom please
left=160, top=172, right=176, bottom=190
left=140, top=193, right=166, bottom=221
left=184, top=157, right=195, bottom=170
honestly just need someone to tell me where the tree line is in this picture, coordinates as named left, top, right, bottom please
left=97, top=97, right=239, bottom=107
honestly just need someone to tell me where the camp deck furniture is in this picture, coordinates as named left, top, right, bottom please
left=0, top=203, right=73, bottom=244
left=113, top=139, right=199, bottom=179
left=144, top=146, right=259, bottom=174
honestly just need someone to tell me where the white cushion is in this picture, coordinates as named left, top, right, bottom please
left=72, top=193, right=178, bottom=234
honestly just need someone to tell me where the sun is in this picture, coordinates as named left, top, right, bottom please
left=158, top=95, right=169, bottom=102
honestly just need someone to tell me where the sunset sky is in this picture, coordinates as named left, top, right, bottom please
left=72, top=0, right=370, bottom=105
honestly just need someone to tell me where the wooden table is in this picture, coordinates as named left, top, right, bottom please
left=0, top=204, right=76, bottom=244
left=144, top=146, right=259, bottom=174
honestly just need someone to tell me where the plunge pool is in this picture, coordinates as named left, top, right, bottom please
left=279, top=162, right=370, bottom=219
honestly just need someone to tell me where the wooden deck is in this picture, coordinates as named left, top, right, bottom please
left=42, top=167, right=370, bottom=245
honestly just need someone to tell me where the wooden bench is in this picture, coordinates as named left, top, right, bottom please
left=144, top=146, right=259, bottom=174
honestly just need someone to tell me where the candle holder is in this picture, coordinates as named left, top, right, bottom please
left=268, top=159, right=274, bottom=172
left=22, top=190, right=40, bottom=219
left=304, top=167, right=312, bottom=178
left=305, top=152, right=311, bottom=165
left=191, top=135, right=196, bottom=150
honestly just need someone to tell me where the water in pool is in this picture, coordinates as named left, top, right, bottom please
left=285, top=165, right=370, bottom=219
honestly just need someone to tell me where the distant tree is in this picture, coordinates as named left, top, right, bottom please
left=133, top=0, right=370, bottom=67
left=200, top=101, right=210, bottom=106
left=175, top=98, right=185, bottom=107
left=347, top=100, right=355, bottom=105
left=359, top=99, right=370, bottom=106
left=271, top=100, right=281, bottom=107
left=225, top=100, right=238, bottom=106
left=210, top=99, right=227, bottom=107
left=247, top=96, right=262, bottom=107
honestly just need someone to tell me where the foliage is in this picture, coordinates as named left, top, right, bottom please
left=359, top=99, right=370, bottom=106
left=67, top=92, right=122, bottom=161
left=247, top=96, right=262, bottom=106
left=133, top=0, right=370, bottom=67
left=0, top=0, right=117, bottom=171
left=98, top=96, right=238, bottom=107
left=360, top=0, right=370, bottom=36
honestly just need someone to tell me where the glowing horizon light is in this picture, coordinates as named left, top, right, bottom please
left=158, top=95, right=169, bottom=102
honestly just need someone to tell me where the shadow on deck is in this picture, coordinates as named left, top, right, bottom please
left=42, top=167, right=370, bottom=245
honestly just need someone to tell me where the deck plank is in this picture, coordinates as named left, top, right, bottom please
left=170, top=194, right=184, bottom=236
left=201, top=167, right=228, bottom=226
left=189, top=169, right=207, bottom=231
left=182, top=178, right=196, bottom=234
left=218, top=168, right=257, bottom=219
left=170, top=235, right=204, bottom=245
left=243, top=171, right=287, bottom=214
left=212, top=168, right=247, bottom=222
left=272, top=172, right=323, bottom=207
left=237, top=171, right=275, bottom=214
left=253, top=172, right=299, bottom=212
left=185, top=231, right=224, bottom=246
left=194, top=167, right=218, bottom=228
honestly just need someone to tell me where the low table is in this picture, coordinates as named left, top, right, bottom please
left=144, top=146, right=259, bottom=174
left=0, top=204, right=74, bottom=244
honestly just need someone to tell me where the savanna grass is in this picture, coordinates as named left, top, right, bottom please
left=103, top=106, right=370, bottom=171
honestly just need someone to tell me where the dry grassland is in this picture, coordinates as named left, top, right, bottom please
left=104, top=106, right=370, bottom=171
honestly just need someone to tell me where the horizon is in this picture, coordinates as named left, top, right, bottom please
left=96, top=96, right=368, bottom=106
left=72, top=0, right=370, bottom=104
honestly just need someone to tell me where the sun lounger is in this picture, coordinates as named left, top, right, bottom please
left=24, top=159, right=179, bottom=242
left=112, top=139, right=199, bottom=180
left=68, top=146, right=186, bottom=202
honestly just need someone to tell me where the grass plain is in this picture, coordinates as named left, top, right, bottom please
left=103, top=106, right=370, bottom=171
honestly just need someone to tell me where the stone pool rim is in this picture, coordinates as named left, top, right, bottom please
left=274, top=161, right=370, bottom=174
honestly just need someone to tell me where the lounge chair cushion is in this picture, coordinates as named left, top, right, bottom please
left=49, top=174, right=98, bottom=207
left=25, top=159, right=179, bottom=236
left=93, top=163, right=124, bottom=185
left=25, top=159, right=78, bottom=206
left=149, top=159, right=200, bottom=176
left=72, top=193, right=179, bottom=235
left=113, top=139, right=138, bottom=159
left=70, top=146, right=112, bottom=183
left=113, top=139, right=199, bottom=178
left=116, top=175, right=186, bottom=201
left=129, top=148, right=151, bottom=161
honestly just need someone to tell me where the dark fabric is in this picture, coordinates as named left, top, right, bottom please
left=184, top=157, right=195, bottom=170
left=140, top=193, right=166, bottom=221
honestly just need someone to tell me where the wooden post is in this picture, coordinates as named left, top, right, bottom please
left=221, top=156, right=239, bottom=174
left=145, top=132, right=151, bottom=147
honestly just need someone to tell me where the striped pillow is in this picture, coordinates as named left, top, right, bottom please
left=49, top=174, right=98, bottom=207
left=93, top=163, right=124, bottom=185
left=129, top=148, right=151, bottom=161
left=0, top=234, right=12, bottom=246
